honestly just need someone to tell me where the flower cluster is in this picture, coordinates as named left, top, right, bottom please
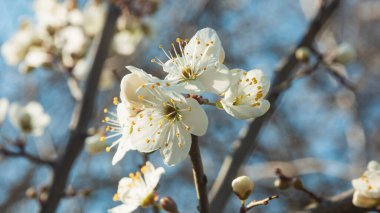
left=104, top=28, right=271, bottom=166
left=109, top=161, right=165, bottom=213
left=1, top=0, right=148, bottom=83
left=352, top=161, right=380, bottom=208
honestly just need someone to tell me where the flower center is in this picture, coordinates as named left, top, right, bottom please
left=164, top=104, right=180, bottom=121
left=19, top=113, right=33, bottom=133
left=182, top=66, right=196, bottom=80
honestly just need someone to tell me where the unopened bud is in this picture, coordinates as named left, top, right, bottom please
left=274, top=178, right=291, bottom=190
left=25, top=187, right=37, bottom=198
left=352, top=191, right=379, bottom=208
left=292, top=178, right=304, bottom=190
left=335, top=43, right=356, bottom=65
left=39, top=191, right=49, bottom=202
left=295, top=47, right=311, bottom=62
left=84, top=133, right=107, bottom=154
left=232, top=176, right=254, bottom=200
left=160, top=196, right=178, bottom=213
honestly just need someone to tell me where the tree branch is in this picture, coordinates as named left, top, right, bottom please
left=0, top=146, right=54, bottom=167
left=304, top=190, right=376, bottom=213
left=189, top=135, right=210, bottom=213
left=209, top=0, right=341, bottom=211
left=40, top=4, right=121, bottom=213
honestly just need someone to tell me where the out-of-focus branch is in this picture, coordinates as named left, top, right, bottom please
left=0, top=145, right=54, bottom=167
left=189, top=136, right=210, bottom=213
left=209, top=0, right=341, bottom=211
left=242, top=157, right=357, bottom=181
left=304, top=190, right=376, bottom=213
left=0, top=167, right=34, bottom=210
left=40, top=4, right=121, bottom=213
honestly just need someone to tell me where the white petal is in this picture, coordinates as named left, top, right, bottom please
left=112, top=136, right=133, bottom=165
left=160, top=124, right=192, bottom=166
left=368, top=161, right=380, bottom=171
left=0, top=99, right=9, bottom=123
left=108, top=204, right=138, bottom=213
left=8, top=103, right=21, bottom=129
left=221, top=99, right=270, bottom=120
left=120, top=72, right=147, bottom=104
left=198, top=63, right=231, bottom=94
left=184, top=28, right=225, bottom=62
left=130, top=110, right=165, bottom=153
left=143, top=161, right=165, bottom=190
left=179, top=98, right=208, bottom=136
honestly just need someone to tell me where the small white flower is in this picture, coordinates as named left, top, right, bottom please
left=119, top=67, right=208, bottom=166
left=108, top=161, right=165, bottom=213
left=9, top=102, right=51, bottom=136
left=220, top=69, right=270, bottom=120
left=232, top=176, right=254, bottom=201
left=83, top=1, right=106, bottom=36
left=55, top=26, right=88, bottom=67
left=1, top=23, right=35, bottom=66
left=352, top=161, right=380, bottom=208
left=34, top=0, right=68, bottom=30
left=112, top=29, right=143, bottom=56
left=152, top=28, right=231, bottom=94
left=0, top=98, right=9, bottom=124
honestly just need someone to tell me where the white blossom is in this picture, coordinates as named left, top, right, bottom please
left=119, top=67, right=208, bottom=166
left=232, top=176, right=254, bottom=200
left=352, top=161, right=380, bottom=208
left=34, top=0, right=68, bottom=30
left=108, top=161, right=165, bottom=213
left=9, top=102, right=51, bottom=136
left=113, top=29, right=143, bottom=56
left=1, top=23, right=35, bottom=65
left=23, top=47, right=52, bottom=69
left=83, top=1, right=106, bottom=36
left=152, top=28, right=231, bottom=94
left=54, top=26, right=88, bottom=68
left=0, top=98, right=9, bottom=124
left=220, top=69, right=270, bottom=120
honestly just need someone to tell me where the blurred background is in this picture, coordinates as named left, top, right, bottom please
left=0, top=0, right=379, bottom=212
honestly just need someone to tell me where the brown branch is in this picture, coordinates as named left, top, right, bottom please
left=0, top=145, right=54, bottom=167
left=246, top=195, right=279, bottom=210
left=209, top=0, right=341, bottom=211
left=40, top=4, right=121, bottom=213
left=304, top=190, right=376, bottom=213
left=189, top=135, right=210, bottom=213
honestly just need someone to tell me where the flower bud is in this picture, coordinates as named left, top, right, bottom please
left=160, top=196, right=179, bottom=213
left=367, top=160, right=380, bottom=171
left=335, top=43, right=356, bottom=65
left=352, top=191, right=379, bottom=208
left=274, top=178, right=291, bottom=190
left=25, top=187, right=37, bottom=198
left=232, top=176, right=254, bottom=200
left=84, top=133, right=107, bottom=154
left=295, top=47, right=311, bottom=62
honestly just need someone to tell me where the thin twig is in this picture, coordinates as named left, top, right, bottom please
left=40, top=4, right=121, bottom=213
left=0, top=146, right=54, bottom=167
left=189, top=135, right=210, bottom=213
left=209, top=0, right=341, bottom=211
left=245, top=195, right=279, bottom=210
